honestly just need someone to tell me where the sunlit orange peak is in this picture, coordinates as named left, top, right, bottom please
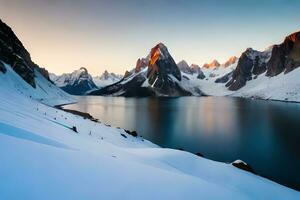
left=150, top=43, right=164, bottom=65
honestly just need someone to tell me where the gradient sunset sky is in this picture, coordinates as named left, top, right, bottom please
left=0, top=0, right=299, bottom=75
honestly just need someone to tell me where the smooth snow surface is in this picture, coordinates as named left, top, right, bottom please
left=1, top=63, right=74, bottom=106
left=0, top=64, right=299, bottom=199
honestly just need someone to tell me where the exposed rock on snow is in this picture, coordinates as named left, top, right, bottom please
left=215, top=71, right=233, bottom=83
left=226, top=48, right=272, bottom=90
left=232, top=160, right=256, bottom=174
left=0, top=19, right=51, bottom=88
left=225, top=31, right=300, bottom=91
left=0, top=61, right=6, bottom=73
left=177, top=61, right=205, bottom=80
left=0, top=19, right=73, bottom=106
left=0, top=62, right=73, bottom=106
left=177, top=60, right=193, bottom=74
left=266, top=31, right=300, bottom=76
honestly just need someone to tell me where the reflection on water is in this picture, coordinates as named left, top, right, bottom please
left=64, top=96, right=300, bottom=190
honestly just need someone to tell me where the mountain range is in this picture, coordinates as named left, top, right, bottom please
left=3, top=14, right=299, bottom=102
left=85, top=31, right=300, bottom=102
left=50, top=69, right=122, bottom=95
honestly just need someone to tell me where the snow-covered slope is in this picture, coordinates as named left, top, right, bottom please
left=93, top=70, right=122, bottom=88
left=201, top=61, right=237, bottom=81
left=0, top=62, right=74, bottom=106
left=0, top=68, right=299, bottom=199
left=187, top=66, right=300, bottom=102
left=51, top=67, right=98, bottom=95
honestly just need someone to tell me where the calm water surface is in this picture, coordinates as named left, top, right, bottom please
left=64, top=96, right=300, bottom=190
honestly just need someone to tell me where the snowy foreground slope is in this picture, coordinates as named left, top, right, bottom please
left=1, top=63, right=74, bottom=106
left=0, top=67, right=299, bottom=199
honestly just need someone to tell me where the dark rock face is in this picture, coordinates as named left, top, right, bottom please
left=177, top=60, right=193, bottom=74
left=190, top=64, right=203, bottom=74
left=0, top=61, right=6, bottom=73
left=226, top=31, right=300, bottom=91
left=232, top=160, right=256, bottom=174
left=226, top=50, right=254, bottom=90
left=197, top=71, right=205, bottom=79
left=266, top=31, right=300, bottom=76
left=37, top=67, right=51, bottom=82
left=215, top=71, right=233, bottom=83
left=0, top=19, right=37, bottom=87
left=226, top=48, right=271, bottom=91
left=148, top=43, right=182, bottom=82
left=252, top=55, right=267, bottom=75
left=145, top=43, right=191, bottom=96
left=177, top=61, right=205, bottom=79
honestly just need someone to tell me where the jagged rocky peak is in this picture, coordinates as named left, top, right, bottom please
left=177, top=60, right=189, bottom=68
left=92, top=70, right=122, bottom=88
left=190, top=63, right=200, bottom=69
left=177, top=60, right=192, bottom=74
left=223, top=56, right=238, bottom=67
left=266, top=30, right=300, bottom=76
left=97, top=70, right=121, bottom=80
left=202, top=59, right=221, bottom=69
left=226, top=47, right=272, bottom=90
left=147, top=42, right=182, bottom=85
left=135, top=58, right=149, bottom=73
left=101, top=70, right=110, bottom=79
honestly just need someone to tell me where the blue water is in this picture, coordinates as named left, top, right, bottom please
left=64, top=96, right=300, bottom=190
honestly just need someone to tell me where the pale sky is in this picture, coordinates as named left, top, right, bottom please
left=0, top=0, right=299, bottom=75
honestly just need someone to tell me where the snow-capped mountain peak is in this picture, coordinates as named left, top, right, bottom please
left=51, top=67, right=98, bottom=95
left=93, top=70, right=122, bottom=88
left=223, top=56, right=238, bottom=67
left=202, top=59, right=221, bottom=69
